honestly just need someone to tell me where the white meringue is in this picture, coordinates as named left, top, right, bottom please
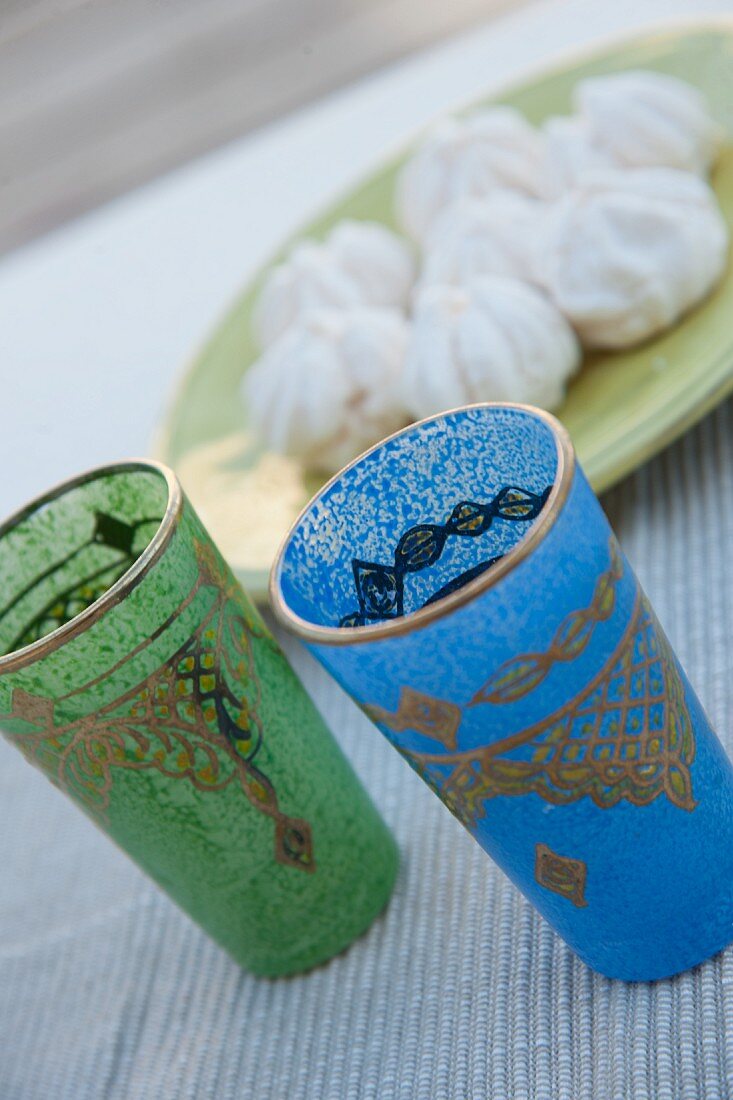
left=395, top=107, right=544, bottom=243
left=401, top=278, right=580, bottom=420
left=244, top=308, right=408, bottom=472
left=253, top=242, right=361, bottom=349
left=573, top=69, right=722, bottom=176
left=252, top=221, right=414, bottom=348
left=419, top=192, right=546, bottom=287
left=327, top=220, right=414, bottom=309
left=539, top=115, right=615, bottom=199
left=533, top=167, right=729, bottom=349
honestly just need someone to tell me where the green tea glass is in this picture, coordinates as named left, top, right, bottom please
left=0, top=461, right=398, bottom=976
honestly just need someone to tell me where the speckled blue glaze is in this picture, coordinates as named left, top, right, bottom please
left=272, top=405, right=733, bottom=981
left=281, top=407, right=557, bottom=625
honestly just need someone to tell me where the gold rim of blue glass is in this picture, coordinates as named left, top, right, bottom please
left=0, top=459, right=183, bottom=674
left=269, top=402, right=576, bottom=646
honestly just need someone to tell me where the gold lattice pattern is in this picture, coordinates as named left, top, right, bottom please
left=0, top=541, right=314, bottom=872
left=366, top=541, right=696, bottom=828
left=400, top=596, right=695, bottom=827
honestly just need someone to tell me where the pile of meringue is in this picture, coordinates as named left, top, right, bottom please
left=243, top=70, right=728, bottom=473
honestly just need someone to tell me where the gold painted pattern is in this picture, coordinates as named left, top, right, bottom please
left=365, top=688, right=463, bottom=751
left=535, top=844, right=588, bottom=907
left=0, top=541, right=314, bottom=872
left=471, top=540, right=623, bottom=707
left=366, top=542, right=696, bottom=828
left=399, top=595, right=695, bottom=827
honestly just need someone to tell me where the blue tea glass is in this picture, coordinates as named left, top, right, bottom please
left=270, top=403, right=733, bottom=981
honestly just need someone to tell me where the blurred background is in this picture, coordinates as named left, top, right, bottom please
left=0, top=0, right=527, bottom=254
left=1, top=0, right=725, bottom=525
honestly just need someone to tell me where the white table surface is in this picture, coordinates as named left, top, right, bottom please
left=3, top=3, right=733, bottom=1098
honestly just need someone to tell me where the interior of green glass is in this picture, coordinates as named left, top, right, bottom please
left=0, top=468, right=169, bottom=658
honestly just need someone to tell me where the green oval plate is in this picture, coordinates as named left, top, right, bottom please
left=157, top=22, right=733, bottom=601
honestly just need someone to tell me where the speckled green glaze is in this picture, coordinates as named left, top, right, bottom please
left=0, top=462, right=398, bottom=976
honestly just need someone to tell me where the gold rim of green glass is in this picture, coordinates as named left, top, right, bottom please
left=0, top=459, right=183, bottom=673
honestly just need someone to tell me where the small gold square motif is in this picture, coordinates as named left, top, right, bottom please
left=365, top=687, right=462, bottom=750
left=535, top=843, right=588, bottom=908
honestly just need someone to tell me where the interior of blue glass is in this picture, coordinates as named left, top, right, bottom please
left=279, top=406, right=559, bottom=630
left=0, top=468, right=168, bottom=657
